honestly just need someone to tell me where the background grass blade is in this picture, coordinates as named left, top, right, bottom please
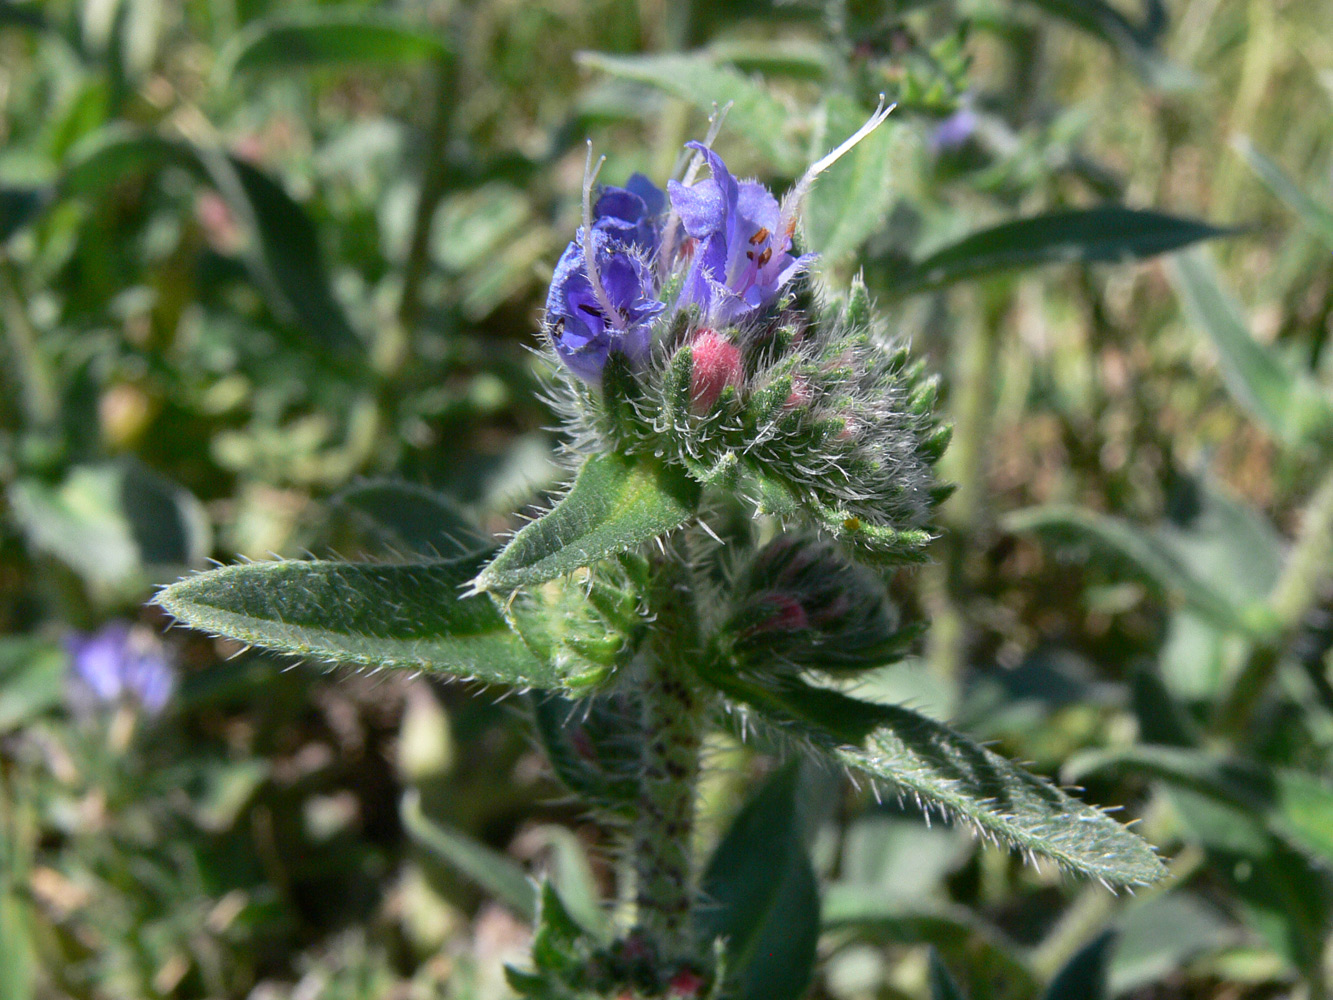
left=885, top=207, right=1234, bottom=297
left=1171, top=249, right=1333, bottom=448
left=218, top=12, right=450, bottom=81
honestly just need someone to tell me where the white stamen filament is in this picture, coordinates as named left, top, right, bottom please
left=581, top=141, right=625, bottom=330
left=780, top=96, right=895, bottom=226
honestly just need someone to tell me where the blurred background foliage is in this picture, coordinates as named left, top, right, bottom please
left=2, top=0, right=1333, bottom=997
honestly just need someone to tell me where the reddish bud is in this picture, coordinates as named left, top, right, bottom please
left=784, top=374, right=812, bottom=410
left=753, top=594, right=808, bottom=634
left=689, top=329, right=743, bottom=414
left=668, top=968, right=706, bottom=997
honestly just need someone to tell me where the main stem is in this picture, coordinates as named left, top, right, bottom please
left=631, top=556, right=707, bottom=965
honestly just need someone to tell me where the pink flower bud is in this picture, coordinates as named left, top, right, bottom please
left=668, top=968, right=706, bottom=997
left=689, top=329, right=743, bottom=414
left=784, top=374, right=812, bottom=410
left=750, top=594, right=809, bottom=634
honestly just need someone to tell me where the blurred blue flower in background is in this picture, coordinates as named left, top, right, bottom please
left=930, top=106, right=979, bottom=155
left=67, top=621, right=176, bottom=715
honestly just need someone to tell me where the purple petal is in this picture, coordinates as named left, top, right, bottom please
left=667, top=178, right=726, bottom=239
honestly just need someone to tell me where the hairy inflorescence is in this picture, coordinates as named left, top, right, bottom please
left=538, top=109, right=951, bottom=563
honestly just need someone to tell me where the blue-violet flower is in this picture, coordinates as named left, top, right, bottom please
left=546, top=230, right=665, bottom=384
left=67, top=621, right=175, bottom=715
left=667, top=143, right=815, bottom=326
left=593, top=173, right=666, bottom=256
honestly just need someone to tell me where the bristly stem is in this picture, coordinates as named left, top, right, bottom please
left=631, top=553, right=707, bottom=965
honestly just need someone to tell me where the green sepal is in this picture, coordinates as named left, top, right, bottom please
left=474, top=453, right=701, bottom=592
left=500, top=566, right=649, bottom=695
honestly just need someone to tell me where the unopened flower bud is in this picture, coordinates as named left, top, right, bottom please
left=722, top=535, right=918, bottom=674
left=688, top=329, right=743, bottom=413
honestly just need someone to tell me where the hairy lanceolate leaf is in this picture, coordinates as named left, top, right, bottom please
left=698, top=763, right=820, bottom=1000
left=474, top=454, right=700, bottom=593
left=704, top=671, right=1165, bottom=887
left=1171, top=250, right=1333, bottom=449
left=1065, top=745, right=1333, bottom=869
left=575, top=52, right=803, bottom=174
left=217, top=11, right=450, bottom=80
left=156, top=553, right=599, bottom=691
left=884, top=208, right=1234, bottom=298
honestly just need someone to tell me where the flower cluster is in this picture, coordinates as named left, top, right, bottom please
left=542, top=106, right=950, bottom=560
left=721, top=534, right=920, bottom=674
left=544, top=143, right=812, bottom=383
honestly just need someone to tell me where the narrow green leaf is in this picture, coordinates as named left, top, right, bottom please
left=1002, top=504, right=1250, bottom=636
left=707, top=39, right=832, bottom=81
left=156, top=552, right=597, bottom=690
left=1234, top=137, right=1333, bottom=252
left=1043, top=931, right=1112, bottom=1000
left=401, top=790, right=537, bottom=922
left=1065, top=745, right=1333, bottom=870
left=929, top=951, right=970, bottom=1000
left=1111, top=894, right=1234, bottom=996
left=705, top=673, right=1165, bottom=887
left=59, top=127, right=197, bottom=200
left=698, top=763, right=820, bottom=1000
left=530, top=694, right=640, bottom=811
left=58, top=127, right=362, bottom=356
left=528, top=826, right=610, bottom=941
left=218, top=12, right=450, bottom=80
left=1013, top=0, right=1191, bottom=90
left=334, top=480, right=488, bottom=558
left=0, top=0, right=50, bottom=34
left=1171, top=249, right=1333, bottom=448
left=9, top=459, right=210, bottom=601
left=194, top=149, right=361, bottom=355
left=886, top=208, right=1234, bottom=298
left=576, top=52, right=803, bottom=173
left=474, top=454, right=700, bottom=592
left=824, top=897, right=1035, bottom=999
